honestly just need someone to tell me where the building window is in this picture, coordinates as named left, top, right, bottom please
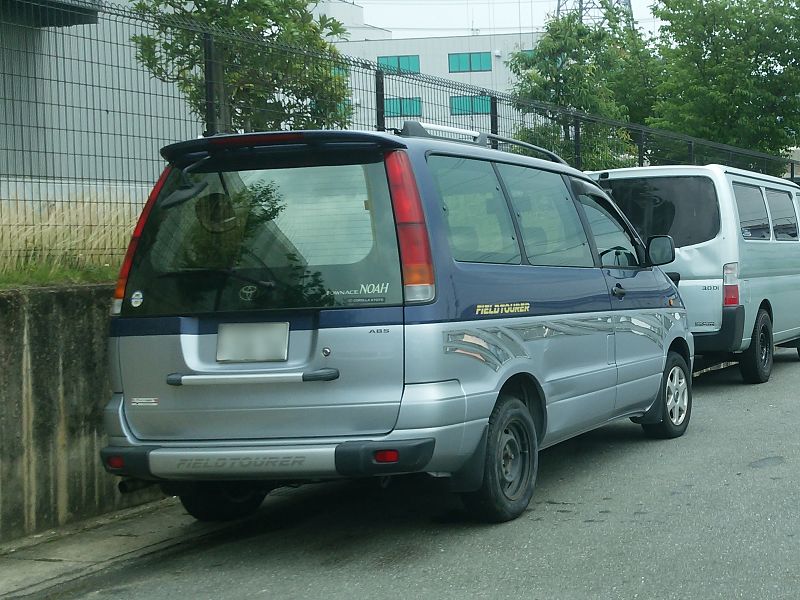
left=450, top=95, right=492, bottom=115
left=384, top=97, right=422, bottom=117
left=448, top=52, right=492, bottom=73
left=377, top=55, right=421, bottom=73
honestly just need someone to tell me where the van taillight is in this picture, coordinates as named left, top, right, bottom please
left=111, top=167, right=172, bottom=315
left=723, top=262, right=739, bottom=307
left=385, top=150, right=435, bottom=303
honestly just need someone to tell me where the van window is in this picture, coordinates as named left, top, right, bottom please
left=765, top=189, right=798, bottom=241
left=496, top=163, right=593, bottom=267
left=123, top=155, right=403, bottom=315
left=578, top=194, right=640, bottom=267
left=733, top=183, right=771, bottom=240
left=599, top=176, right=719, bottom=248
left=428, top=155, right=521, bottom=264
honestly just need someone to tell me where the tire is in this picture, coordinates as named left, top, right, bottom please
left=179, top=482, right=267, bottom=522
left=739, top=309, right=773, bottom=384
left=461, top=394, right=538, bottom=523
left=642, top=351, right=692, bottom=439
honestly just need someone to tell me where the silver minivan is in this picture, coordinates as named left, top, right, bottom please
left=101, top=123, right=693, bottom=523
left=593, top=165, right=800, bottom=383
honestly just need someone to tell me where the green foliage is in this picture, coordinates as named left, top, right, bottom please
left=649, top=0, right=800, bottom=159
left=0, top=263, right=118, bottom=288
left=507, top=8, right=642, bottom=170
left=131, top=0, right=352, bottom=132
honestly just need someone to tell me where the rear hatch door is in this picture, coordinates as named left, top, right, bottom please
left=116, top=135, right=405, bottom=441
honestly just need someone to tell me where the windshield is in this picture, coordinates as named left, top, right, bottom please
left=122, top=151, right=402, bottom=316
left=599, top=176, right=720, bottom=248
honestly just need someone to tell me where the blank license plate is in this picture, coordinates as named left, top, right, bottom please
left=216, top=322, right=289, bottom=362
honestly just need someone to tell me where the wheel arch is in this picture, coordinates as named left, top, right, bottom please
left=668, top=337, right=692, bottom=370
left=498, top=372, right=546, bottom=444
left=758, top=299, right=773, bottom=322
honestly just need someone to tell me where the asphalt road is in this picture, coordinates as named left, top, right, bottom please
left=58, top=350, right=800, bottom=600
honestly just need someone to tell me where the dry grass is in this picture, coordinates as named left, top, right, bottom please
left=0, top=197, right=140, bottom=283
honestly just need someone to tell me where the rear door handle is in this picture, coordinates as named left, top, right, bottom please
left=611, top=284, right=626, bottom=298
left=166, top=368, right=340, bottom=386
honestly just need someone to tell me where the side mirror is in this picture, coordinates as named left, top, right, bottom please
left=646, top=235, right=675, bottom=266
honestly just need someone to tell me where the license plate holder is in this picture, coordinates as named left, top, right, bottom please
left=216, top=322, right=289, bottom=362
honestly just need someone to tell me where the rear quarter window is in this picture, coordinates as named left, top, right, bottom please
left=733, top=183, right=771, bottom=241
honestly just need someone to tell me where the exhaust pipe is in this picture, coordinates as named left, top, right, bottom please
left=118, top=478, right=156, bottom=494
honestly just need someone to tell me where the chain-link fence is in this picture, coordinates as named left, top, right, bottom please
left=2, top=0, right=798, bottom=271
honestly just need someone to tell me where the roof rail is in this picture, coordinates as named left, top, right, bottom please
left=398, top=121, right=569, bottom=166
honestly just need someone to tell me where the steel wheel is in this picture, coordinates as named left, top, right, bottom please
left=461, top=394, right=538, bottom=522
left=497, top=420, right=531, bottom=501
left=665, top=365, right=689, bottom=426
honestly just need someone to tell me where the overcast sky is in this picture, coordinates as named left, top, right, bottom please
left=355, top=0, right=661, bottom=39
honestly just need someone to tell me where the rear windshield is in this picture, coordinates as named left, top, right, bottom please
left=599, top=176, right=720, bottom=248
left=123, top=151, right=402, bottom=316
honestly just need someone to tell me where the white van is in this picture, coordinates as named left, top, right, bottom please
left=591, top=165, right=800, bottom=383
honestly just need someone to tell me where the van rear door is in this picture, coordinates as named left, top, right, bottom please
left=114, top=137, right=405, bottom=441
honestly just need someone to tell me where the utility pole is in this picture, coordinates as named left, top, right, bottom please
left=555, top=0, right=632, bottom=26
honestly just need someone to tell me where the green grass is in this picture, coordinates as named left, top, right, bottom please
left=0, top=199, right=136, bottom=288
left=0, top=262, right=119, bottom=289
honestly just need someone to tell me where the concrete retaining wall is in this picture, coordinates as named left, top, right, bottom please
left=0, top=285, right=160, bottom=543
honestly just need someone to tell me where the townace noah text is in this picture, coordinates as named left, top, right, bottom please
left=593, top=165, right=800, bottom=383
left=101, top=123, right=693, bottom=523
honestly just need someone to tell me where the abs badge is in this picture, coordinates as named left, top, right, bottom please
left=475, top=302, right=532, bottom=316
left=130, top=290, right=144, bottom=308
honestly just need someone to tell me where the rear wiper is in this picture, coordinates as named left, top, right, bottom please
left=160, top=156, right=211, bottom=209
left=156, top=268, right=276, bottom=291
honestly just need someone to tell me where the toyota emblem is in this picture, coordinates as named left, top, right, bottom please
left=239, top=285, right=258, bottom=301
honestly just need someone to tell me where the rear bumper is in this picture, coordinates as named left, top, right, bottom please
left=101, top=439, right=436, bottom=481
left=693, top=305, right=745, bottom=354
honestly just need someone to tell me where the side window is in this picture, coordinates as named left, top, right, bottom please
left=577, top=193, right=640, bottom=267
left=733, top=183, right=770, bottom=240
left=495, top=163, right=594, bottom=267
left=765, top=189, right=798, bottom=241
left=427, top=155, right=521, bottom=264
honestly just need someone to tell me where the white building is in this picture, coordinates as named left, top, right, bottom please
left=315, top=1, right=541, bottom=93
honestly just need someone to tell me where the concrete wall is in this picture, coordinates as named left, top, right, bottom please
left=0, top=284, right=160, bottom=543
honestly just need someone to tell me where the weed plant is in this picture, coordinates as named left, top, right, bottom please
left=0, top=200, right=137, bottom=287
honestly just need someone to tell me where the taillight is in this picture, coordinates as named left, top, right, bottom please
left=111, top=167, right=172, bottom=315
left=723, top=262, right=739, bottom=306
left=385, top=150, right=435, bottom=303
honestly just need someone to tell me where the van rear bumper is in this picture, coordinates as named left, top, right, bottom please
left=101, top=438, right=436, bottom=481
left=693, top=305, right=745, bottom=354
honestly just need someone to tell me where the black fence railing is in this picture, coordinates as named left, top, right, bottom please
left=2, top=0, right=798, bottom=271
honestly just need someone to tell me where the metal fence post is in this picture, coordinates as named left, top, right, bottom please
left=490, top=95, right=499, bottom=149
left=203, top=33, right=217, bottom=136
left=573, top=116, right=582, bottom=170
left=375, top=69, right=385, bottom=131
left=792, top=162, right=796, bottom=180
left=688, top=140, right=695, bottom=164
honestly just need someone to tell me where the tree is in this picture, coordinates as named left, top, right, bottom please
left=507, top=10, right=639, bottom=170
left=602, top=3, right=663, bottom=126
left=131, top=0, right=352, bottom=133
left=649, top=0, right=800, bottom=160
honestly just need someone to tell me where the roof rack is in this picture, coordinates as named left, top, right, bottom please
left=398, top=121, right=569, bottom=166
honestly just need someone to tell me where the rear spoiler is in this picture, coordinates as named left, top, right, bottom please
left=161, top=130, right=407, bottom=163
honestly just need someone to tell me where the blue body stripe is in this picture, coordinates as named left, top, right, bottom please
left=110, top=306, right=404, bottom=337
